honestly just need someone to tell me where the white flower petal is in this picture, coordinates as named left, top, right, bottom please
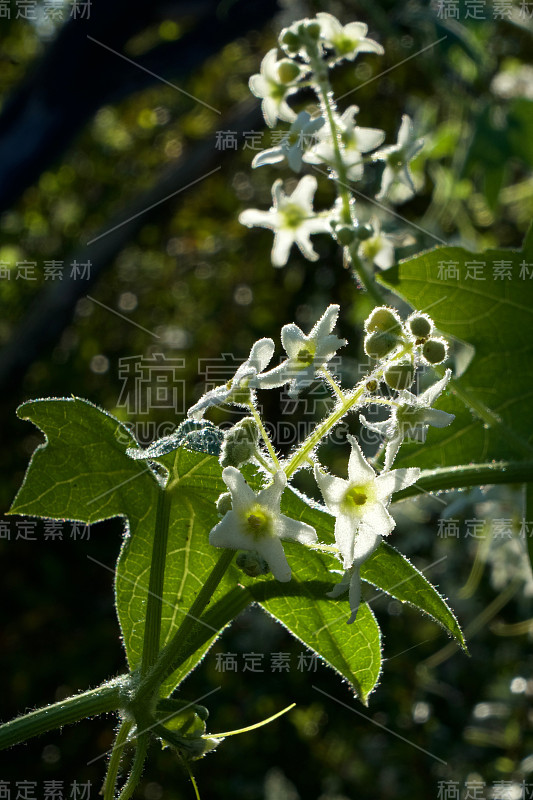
left=334, top=512, right=357, bottom=567
left=420, top=368, right=452, bottom=406
left=354, top=126, right=386, bottom=153
left=346, top=435, right=376, bottom=484
left=294, top=230, right=319, bottom=261
left=257, top=470, right=286, bottom=512
left=252, top=148, right=285, bottom=168
left=277, top=514, right=317, bottom=544
left=423, top=408, right=455, bottom=428
left=314, top=465, right=349, bottom=513
left=271, top=229, right=295, bottom=267
left=246, top=337, right=275, bottom=373
left=222, top=466, right=256, bottom=511
left=290, top=174, right=317, bottom=207
left=347, top=568, right=362, bottom=624
left=281, top=322, right=306, bottom=358
left=238, top=209, right=276, bottom=230
left=327, top=568, right=351, bottom=598
left=210, top=511, right=255, bottom=550
left=352, top=523, right=383, bottom=563
left=257, top=537, right=293, bottom=582
left=344, top=21, right=369, bottom=39
left=358, top=501, right=395, bottom=537
left=310, top=304, right=339, bottom=339
left=374, top=467, right=420, bottom=501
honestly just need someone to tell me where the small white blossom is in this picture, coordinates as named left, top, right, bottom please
left=210, top=467, right=317, bottom=582
left=372, top=115, right=423, bottom=202
left=188, top=338, right=274, bottom=420
left=252, top=112, right=324, bottom=173
left=303, top=105, right=385, bottom=181
left=358, top=217, right=395, bottom=270
left=257, top=304, right=347, bottom=398
left=249, top=48, right=298, bottom=128
left=360, top=369, right=455, bottom=470
left=315, top=435, right=419, bottom=623
left=316, top=13, right=384, bottom=62
left=239, top=175, right=330, bottom=267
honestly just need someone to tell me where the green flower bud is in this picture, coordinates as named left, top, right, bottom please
left=384, top=361, right=415, bottom=391
left=335, top=224, right=357, bottom=246
left=355, top=223, right=374, bottom=241
left=219, top=418, right=260, bottom=469
left=407, top=313, right=433, bottom=340
left=364, top=330, right=398, bottom=359
left=216, top=492, right=232, bottom=516
left=422, top=337, right=448, bottom=365
left=365, top=306, right=403, bottom=336
left=279, top=28, right=300, bottom=53
left=365, top=379, right=379, bottom=393
left=305, top=21, right=321, bottom=39
left=236, top=550, right=270, bottom=577
left=277, top=59, right=301, bottom=84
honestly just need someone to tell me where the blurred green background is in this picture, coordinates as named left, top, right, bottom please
left=1, top=0, right=532, bottom=797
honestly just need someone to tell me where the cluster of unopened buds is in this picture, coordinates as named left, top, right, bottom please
left=187, top=304, right=455, bottom=624
left=238, top=12, right=423, bottom=272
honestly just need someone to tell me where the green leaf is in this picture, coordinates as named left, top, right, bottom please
left=361, top=543, right=466, bottom=651
left=9, top=398, right=237, bottom=695
left=379, top=227, right=533, bottom=470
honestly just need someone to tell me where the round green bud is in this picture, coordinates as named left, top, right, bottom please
left=365, top=306, right=402, bottom=336
left=364, top=330, right=398, bottom=359
left=355, top=223, right=374, bottom=241
left=280, top=28, right=300, bottom=53
left=384, top=361, right=415, bottom=391
left=422, top=338, right=448, bottom=365
left=365, top=379, right=379, bottom=393
left=407, top=313, right=433, bottom=340
left=236, top=550, right=270, bottom=577
left=216, top=492, right=232, bottom=516
left=305, top=21, right=321, bottom=39
left=335, top=224, right=357, bottom=246
left=219, top=418, right=260, bottom=469
left=277, top=59, right=301, bottom=84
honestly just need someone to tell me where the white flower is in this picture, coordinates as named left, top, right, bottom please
left=372, top=115, right=423, bottom=201
left=239, top=175, right=330, bottom=267
left=188, top=338, right=274, bottom=420
left=249, top=48, right=298, bottom=128
left=360, top=369, right=455, bottom=470
left=316, top=13, right=384, bottom=62
left=252, top=112, right=324, bottom=173
left=304, top=105, right=385, bottom=181
left=257, top=304, right=347, bottom=398
left=314, top=435, right=419, bottom=623
left=358, top=217, right=395, bottom=270
left=210, top=467, right=317, bottom=581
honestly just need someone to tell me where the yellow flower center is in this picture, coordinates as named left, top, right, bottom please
left=244, top=506, right=273, bottom=539
left=342, top=482, right=375, bottom=514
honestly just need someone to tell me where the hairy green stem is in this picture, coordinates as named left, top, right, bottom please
left=248, top=403, right=281, bottom=470
left=136, top=550, right=235, bottom=702
left=0, top=679, right=123, bottom=751
left=117, top=733, right=149, bottom=800
left=142, top=488, right=172, bottom=676
left=394, top=461, right=533, bottom=502
left=103, top=718, right=134, bottom=800
left=349, top=245, right=388, bottom=306
left=284, top=346, right=411, bottom=478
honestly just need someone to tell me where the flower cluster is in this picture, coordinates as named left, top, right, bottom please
left=239, top=13, right=423, bottom=271
left=188, top=304, right=454, bottom=624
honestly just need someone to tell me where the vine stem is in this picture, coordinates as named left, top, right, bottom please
left=284, top=346, right=411, bottom=478
left=103, top=718, right=134, bottom=800
left=136, top=550, right=235, bottom=704
left=141, top=488, right=172, bottom=676
left=248, top=403, right=281, bottom=470
left=394, top=461, right=533, bottom=501
left=0, top=679, right=123, bottom=750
